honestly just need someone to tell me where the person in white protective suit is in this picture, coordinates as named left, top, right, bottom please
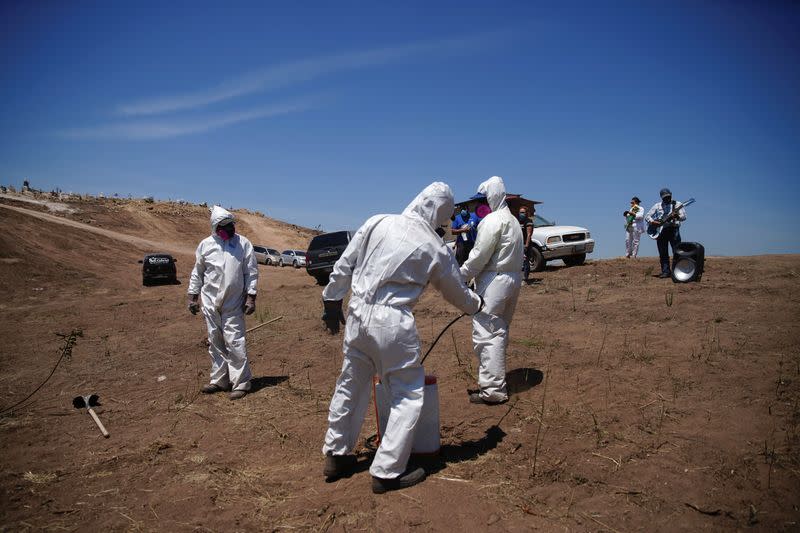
left=460, top=176, right=523, bottom=405
left=320, top=182, right=483, bottom=494
left=188, top=206, right=259, bottom=401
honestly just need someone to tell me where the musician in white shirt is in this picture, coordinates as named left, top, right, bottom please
left=623, top=196, right=645, bottom=258
left=645, top=188, right=687, bottom=278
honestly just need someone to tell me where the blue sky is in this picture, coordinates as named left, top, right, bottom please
left=1, top=1, right=798, bottom=257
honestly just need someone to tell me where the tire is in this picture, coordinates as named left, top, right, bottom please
left=279, top=259, right=284, bottom=267
left=529, top=247, right=546, bottom=272
left=293, top=260, right=298, bottom=268
left=315, top=274, right=330, bottom=286
left=563, top=253, right=586, bottom=267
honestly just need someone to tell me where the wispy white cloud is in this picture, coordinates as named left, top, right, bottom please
left=58, top=100, right=313, bottom=140
left=117, top=34, right=494, bottom=117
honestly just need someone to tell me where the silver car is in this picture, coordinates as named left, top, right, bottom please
left=253, top=246, right=269, bottom=265
left=265, top=248, right=281, bottom=266
left=280, top=250, right=307, bottom=268
left=254, top=246, right=282, bottom=266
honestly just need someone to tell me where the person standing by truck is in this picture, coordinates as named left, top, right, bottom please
left=451, top=206, right=479, bottom=266
left=518, top=205, right=534, bottom=280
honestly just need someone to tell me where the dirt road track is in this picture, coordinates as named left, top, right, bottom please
left=0, top=203, right=196, bottom=255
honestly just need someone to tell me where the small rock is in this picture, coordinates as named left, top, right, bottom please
left=487, top=514, right=500, bottom=525
left=157, top=375, right=167, bottom=382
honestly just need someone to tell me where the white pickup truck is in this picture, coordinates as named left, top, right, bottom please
left=527, top=214, right=594, bottom=271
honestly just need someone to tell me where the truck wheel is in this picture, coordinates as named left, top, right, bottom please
left=315, top=274, right=330, bottom=286
left=279, top=259, right=284, bottom=267
left=530, top=247, right=546, bottom=272
left=293, top=260, right=298, bottom=268
left=563, top=253, right=586, bottom=267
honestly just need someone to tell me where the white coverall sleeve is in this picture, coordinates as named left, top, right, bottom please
left=645, top=204, right=659, bottom=223
left=459, top=216, right=501, bottom=281
left=431, top=248, right=482, bottom=315
left=634, top=207, right=644, bottom=222
left=242, top=241, right=259, bottom=296
left=676, top=206, right=687, bottom=222
left=188, top=242, right=205, bottom=295
left=322, top=218, right=376, bottom=301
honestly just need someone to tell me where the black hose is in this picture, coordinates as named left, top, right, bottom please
left=0, top=329, right=82, bottom=415
left=420, top=313, right=466, bottom=365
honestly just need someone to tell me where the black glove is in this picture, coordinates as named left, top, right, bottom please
left=322, top=300, right=346, bottom=334
left=188, top=295, right=200, bottom=315
left=623, top=210, right=630, bottom=216
left=243, top=294, right=256, bottom=315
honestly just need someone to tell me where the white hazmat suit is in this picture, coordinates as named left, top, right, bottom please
left=188, top=206, right=259, bottom=392
left=322, top=182, right=482, bottom=479
left=460, top=176, right=523, bottom=403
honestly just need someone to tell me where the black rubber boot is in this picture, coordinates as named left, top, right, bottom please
left=371, top=467, right=426, bottom=494
left=323, top=454, right=357, bottom=481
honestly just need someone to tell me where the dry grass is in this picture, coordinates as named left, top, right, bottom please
left=23, top=471, right=57, bottom=484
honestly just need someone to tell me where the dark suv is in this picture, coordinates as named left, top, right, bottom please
left=306, top=231, right=352, bottom=285
left=139, top=253, right=178, bottom=286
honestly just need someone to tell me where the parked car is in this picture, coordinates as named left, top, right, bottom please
left=253, top=246, right=282, bottom=266
left=527, top=213, right=594, bottom=271
left=253, top=245, right=269, bottom=265
left=138, top=253, right=177, bottom=286
left=280, top=250, right=307, bottom=268
left=265, top=248, right=281, bottom=266
left=306, top=230, right=352, bottom=285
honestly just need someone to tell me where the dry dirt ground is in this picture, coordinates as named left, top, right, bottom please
left=1, top=193, right=799, bottom=532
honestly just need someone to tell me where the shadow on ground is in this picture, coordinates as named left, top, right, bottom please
left=507, top=367, right=543, bottom=394
left=415, top=425, right=506, bottom=475
left=250, top=375, right=288, bottom=393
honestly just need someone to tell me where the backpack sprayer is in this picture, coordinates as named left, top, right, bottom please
left=371, top=312, right=467, bottom=454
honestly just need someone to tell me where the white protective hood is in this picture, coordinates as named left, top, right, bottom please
left=210, top=205, right=235, bottom=232
left=478, top=176, right=508, bottom=212
left=401, top=181, right=455, bottom=231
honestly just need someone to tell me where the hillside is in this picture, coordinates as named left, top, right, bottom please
left=0, top=192, right=798, bottom=531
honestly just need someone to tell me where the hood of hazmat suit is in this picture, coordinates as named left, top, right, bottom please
left=478, top=175, right=508, bottom=212
left=210, top=205, right=235, bottom=232
left=459, top=176, right=524, bottom=280
left=321, top=182, right=481, bottom=479
left=401, top=182, right=455, bottom=231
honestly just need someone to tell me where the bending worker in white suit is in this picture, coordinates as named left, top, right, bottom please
left=460, top=176, right=523, bottom=405
left=188, top=206, right=258, bottom=401
left=321, top=182, right=483, bottom=493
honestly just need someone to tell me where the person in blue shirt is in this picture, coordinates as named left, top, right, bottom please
left=451, top=206, right=480, bottom=265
